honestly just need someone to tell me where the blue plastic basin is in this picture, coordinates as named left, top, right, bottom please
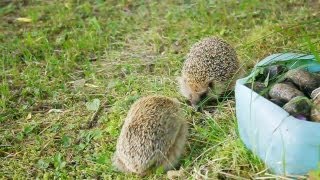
left=235, top=53, right=320, bottom=175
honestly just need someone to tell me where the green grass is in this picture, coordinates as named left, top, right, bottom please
left=0, top=0, right=319, bottom=179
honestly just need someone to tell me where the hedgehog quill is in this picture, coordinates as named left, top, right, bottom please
left=178, top=37, right=240, bottom=108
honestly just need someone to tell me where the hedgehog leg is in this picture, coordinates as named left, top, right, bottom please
left=161, top=122, right=188, bottom=171
left=112, top=153, right=131, bottom=173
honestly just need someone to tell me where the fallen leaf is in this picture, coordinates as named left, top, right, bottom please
left=48, top=109, right=64, bottom=113
left=16, top=17, right=32, bottom=23
left=84, top=83, right=99, bottom=88
left=73, top=79, right=86, bottom=89
left=64, top=3, right=71, bottom=9
left=26, top=113, right=32, bottom=120
left=86, top=99, right=100, bottom=111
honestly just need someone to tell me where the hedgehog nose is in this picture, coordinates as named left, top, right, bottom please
left=190, top=101, right=199, bottom=110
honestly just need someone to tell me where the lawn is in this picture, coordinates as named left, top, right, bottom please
left=0, top=0, right=319, bottom=179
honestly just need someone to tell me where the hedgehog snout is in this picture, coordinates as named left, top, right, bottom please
left=190, top=91, right=208, bottom=107
left=189, top=94, right=199, bottom=107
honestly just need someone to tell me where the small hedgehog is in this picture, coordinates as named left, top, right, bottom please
left=112, top=95, right=188, bottom=176
left=178, top=37, right=240, bottom=107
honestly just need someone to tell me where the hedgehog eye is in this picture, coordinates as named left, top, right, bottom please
left=208, top=81, right=213, bottom=88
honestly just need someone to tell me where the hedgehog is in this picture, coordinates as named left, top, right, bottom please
left=178, top=37, right=240, bottom=107
left=112, top=95, right=188, bottom=176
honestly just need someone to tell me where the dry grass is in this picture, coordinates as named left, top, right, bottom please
left=0, top=0, right=319, bottom=179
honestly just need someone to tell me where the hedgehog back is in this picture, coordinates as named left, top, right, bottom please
left=116, top=96, right=184, bottom=173
left=183, top=37, right=238, bottom=84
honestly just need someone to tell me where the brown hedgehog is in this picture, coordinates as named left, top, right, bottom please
left=178, top=37, right=240, bottom=107
left=112, top=95, right=188, bottom=176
